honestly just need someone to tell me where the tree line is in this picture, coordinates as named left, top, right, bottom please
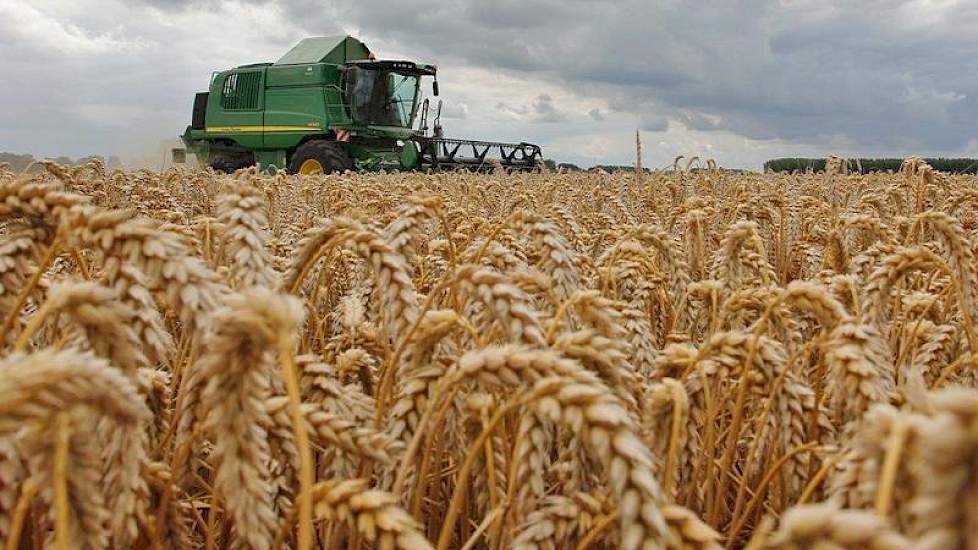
left=764, top=157, right=978, bottom=174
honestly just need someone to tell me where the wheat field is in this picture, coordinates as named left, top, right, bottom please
left=0, top=157, right=975, bottom=549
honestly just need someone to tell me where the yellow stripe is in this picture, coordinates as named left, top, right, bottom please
left=205, top=125, right=322, bottom=133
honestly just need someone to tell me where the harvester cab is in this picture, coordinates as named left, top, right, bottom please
left=179, top=36, right=542, bottom=174
left=342, top=59, right=435, bottom=130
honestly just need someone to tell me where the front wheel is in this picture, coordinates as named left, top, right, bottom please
left=288, top=140, right=354, bottom=175
left=207, top=150, right=255, bottom=173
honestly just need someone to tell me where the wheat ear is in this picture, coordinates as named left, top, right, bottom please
left=216, top=179, right=278, bottom=288
left=310, top=478, right=434, bottom=549
left=442, top=345, right=670, bottom=550
left=0, top=349, right=149, bottom=549
left=194, top=288, right=303, bottom=549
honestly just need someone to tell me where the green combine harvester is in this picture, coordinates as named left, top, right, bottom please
left=178, top=36, right=542, bottom=174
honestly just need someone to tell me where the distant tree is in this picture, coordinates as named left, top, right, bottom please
left=590, top=164, right=648, bottom=173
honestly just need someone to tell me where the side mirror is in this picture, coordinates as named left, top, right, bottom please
left=432, top=80, right=440, bottom=97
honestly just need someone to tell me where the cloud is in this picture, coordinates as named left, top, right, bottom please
left=440, top=102, right=469, bottom=120
left=531, top=94, right=568, bottom=123
left=676, top=111, right=725, bottom=132
left=125, top=0, right=271, bottom=10
left=491, top=93, right=570, bottom=124
left=639, top=115, right=668, bottom=132
left=0, top=2, right=144, bottom=57
left=317, top=0, right=978, bottom=154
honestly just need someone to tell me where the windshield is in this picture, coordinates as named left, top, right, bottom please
left=345, top=67, right=420, bottom=128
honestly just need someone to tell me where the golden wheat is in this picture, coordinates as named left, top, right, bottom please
left=0, top=159, right=977, bottom=548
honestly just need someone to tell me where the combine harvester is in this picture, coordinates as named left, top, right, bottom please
left=177, top=36, right=542, bottom=174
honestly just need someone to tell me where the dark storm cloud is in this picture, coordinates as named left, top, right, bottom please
left=531, top=94, right=568, bottom=123
left=493, top=94, right=569, bottom=123
left=127, top=0, right=265, bottom=8
left=306, top=0, right=978, bottom=152
left=676, top=112, right=725, bottom=132
left=639, top=115, right=668, bottom=133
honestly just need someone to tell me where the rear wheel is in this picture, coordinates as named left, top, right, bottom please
left=288, top=140, right=354, bottom=175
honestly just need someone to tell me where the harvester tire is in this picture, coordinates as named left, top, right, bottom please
left=289, top=140, right=354, bottom=175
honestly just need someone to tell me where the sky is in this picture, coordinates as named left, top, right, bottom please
left=2, top=0, right=978, bottom=169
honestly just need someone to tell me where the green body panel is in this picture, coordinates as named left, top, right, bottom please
left=359, top=125, right=417, bottom=140
left=324, top=84, right=351, bottom=126
left=399, top=141, right=419, bottom=169
left=201, top=66, right=267, bottom=150
left=274, top=36, right=371, bottom=65
left=346, top=143, right=403, bottom=170
left=261, top=86, right=329, bottom=150
left=266, top=63, right=333, bottom=87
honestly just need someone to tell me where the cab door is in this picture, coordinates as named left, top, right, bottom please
left=209, top=69, right=266, bottom=149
